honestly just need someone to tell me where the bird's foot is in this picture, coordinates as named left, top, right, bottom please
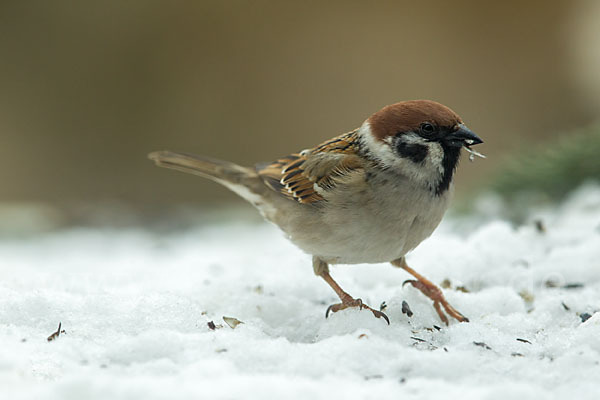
left=325, top=296, right=390, bottom=324
left=403, top=279, right=469, bottom=325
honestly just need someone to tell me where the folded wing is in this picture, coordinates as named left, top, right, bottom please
left=256, top=129, right=364, bottom=204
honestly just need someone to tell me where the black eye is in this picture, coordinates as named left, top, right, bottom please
left=420, top=122, right=436, bottom=135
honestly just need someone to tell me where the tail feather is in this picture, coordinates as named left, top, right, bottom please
left=148, top=151, right=268, bottom=202
left=149, top=151, right=257, bottom=181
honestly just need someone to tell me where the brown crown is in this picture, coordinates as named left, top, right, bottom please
left=367, top=100, right=463, bottom=140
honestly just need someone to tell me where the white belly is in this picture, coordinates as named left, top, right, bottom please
left=272, top=177, right=453, bottom=265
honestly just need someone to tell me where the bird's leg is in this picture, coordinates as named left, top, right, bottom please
left=391, top=257, right=469, bottom=325
left=313, top=257, right=389, bottom=324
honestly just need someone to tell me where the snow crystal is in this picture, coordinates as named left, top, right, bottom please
left=1, top=186, right=600, bottom=399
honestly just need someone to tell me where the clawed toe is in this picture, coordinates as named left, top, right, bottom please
left=369, top=308, right=390, bottom=324
left=325, top=298, right=390, bottom=324
left=325, top=303, right=343, bottom=318
left=404, top=278, right=468, bottom=325
left=318, top=266, right=389, bottom=324
left=440, top=301, right=469, bottom=324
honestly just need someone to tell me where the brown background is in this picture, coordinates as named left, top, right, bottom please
left=1, top=0, right=599, bottom=213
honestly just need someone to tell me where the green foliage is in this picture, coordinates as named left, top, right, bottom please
left=451, top=123, right=600, bottom=222
left=487, top=123, right=600, bottom=201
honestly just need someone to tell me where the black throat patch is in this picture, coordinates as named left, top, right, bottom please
left=435, top=144, right=461, bottom=195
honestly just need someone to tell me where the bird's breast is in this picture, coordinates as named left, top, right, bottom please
left=274, top=171, right=453, bottom=265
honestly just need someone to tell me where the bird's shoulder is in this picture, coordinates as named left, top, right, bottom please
left=256, top=129, right=365, bottom=204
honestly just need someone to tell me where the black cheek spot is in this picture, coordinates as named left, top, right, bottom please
left=396, top=142, right=428, bottom=163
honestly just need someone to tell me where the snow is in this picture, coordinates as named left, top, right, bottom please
left=1, top=186, right=600, bottom=400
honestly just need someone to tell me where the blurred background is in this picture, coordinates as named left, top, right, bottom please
left=1, top=0, right=600, bottom=230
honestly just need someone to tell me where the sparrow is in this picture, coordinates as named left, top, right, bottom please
left=149, top=100, right=483, bottom=325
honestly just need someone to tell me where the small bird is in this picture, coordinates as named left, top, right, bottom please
left=149, top=100, right=483, bottom=325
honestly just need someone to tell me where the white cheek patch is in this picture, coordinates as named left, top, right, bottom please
left=392, top=132, right=446, bottom=176
left=359, top=123, right=445, bottom=186
left=359, top=122, right=399, bottom=167
left=425, top=141, right=445, bottom=174
left=397, top=132, right=421, bottom=144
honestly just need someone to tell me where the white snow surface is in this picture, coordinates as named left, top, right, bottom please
left=1, top=186, right=600, bottom=400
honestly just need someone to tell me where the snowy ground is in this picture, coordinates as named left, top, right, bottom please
left=1, top=186, right=600, bottom=400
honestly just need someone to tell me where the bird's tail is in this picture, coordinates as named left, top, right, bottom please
left=148, top=151, right=266, bottom=201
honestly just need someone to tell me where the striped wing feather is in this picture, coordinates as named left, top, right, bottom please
left=256, top=129, right=363, bottom=204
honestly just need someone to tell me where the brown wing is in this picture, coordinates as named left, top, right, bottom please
left=256, top=129, right=363, bottom=204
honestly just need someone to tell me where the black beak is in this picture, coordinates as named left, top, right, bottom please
left=444, top=124, right=483, bottom=148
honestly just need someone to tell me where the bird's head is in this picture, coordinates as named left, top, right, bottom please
left=359, top=100, right=483, bottom=194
